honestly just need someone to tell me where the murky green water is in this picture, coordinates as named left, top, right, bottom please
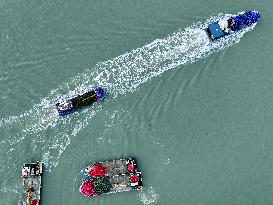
left=0, top=0, right=273, bottom=204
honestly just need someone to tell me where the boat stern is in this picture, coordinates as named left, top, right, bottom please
left=207, top=22, right=229, bottom=40
left=55, top=100, right=74, bottom=116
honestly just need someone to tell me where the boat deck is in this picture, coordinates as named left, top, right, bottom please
left=80, top=157, right=142, bottom=197
left=101, top=159, right=128, bottom=176
left=21, top=162, right=42, bottom=205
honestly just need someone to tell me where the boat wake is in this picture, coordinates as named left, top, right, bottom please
left=0, top=13, right=256, bottom=174
left=139, top=186, right=159, bottom=204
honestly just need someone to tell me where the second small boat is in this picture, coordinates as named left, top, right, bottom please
left=55, top=87, right=105, bottom=116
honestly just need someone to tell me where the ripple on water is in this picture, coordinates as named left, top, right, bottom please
left=0, top=14, right=256, bottom=182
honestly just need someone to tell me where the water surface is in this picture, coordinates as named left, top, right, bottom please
left=0, top=0, right=273, bottom=205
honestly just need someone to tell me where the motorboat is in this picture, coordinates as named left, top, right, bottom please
left=207, top=10, right=260, bottom=40
left=55, top=87, right=105, bottom=116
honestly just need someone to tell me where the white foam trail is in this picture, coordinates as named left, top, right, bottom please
left=0, top=187, right=19, bottom=194
left=139, top=186, right=159, bottom=204
left=0, top=14, right=257, bottom=172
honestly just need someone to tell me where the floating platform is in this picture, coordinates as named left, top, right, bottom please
left=55, top=87, right=105, bottom=116
left=21, top=162, right=42, bottom=205
left=79, top=157, right=143, bottom=197
left=207, top=10, right=260, bottom=40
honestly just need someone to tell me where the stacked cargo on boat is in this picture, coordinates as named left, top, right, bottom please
left=79, top=157, right=143, bottom=197
left=21, top=162, right=42, bottom=205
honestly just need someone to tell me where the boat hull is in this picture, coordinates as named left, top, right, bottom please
left=79, top=157, right=143, bottom=197
left=21, top=162, right=42, bottom=205
left=55, top=87, right=105, bottom=116
left=207, top=10, right=260, bottom=40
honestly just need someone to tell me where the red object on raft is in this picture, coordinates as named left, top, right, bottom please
left=30, top=199, right=38, bottom=205
left=88, top=164, right=106, bottom=177
left=130, top=175, right=139, bottom=183
left=80, top=180, right=97, bottom=197
left=127, top=164, right=134, bottom=171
